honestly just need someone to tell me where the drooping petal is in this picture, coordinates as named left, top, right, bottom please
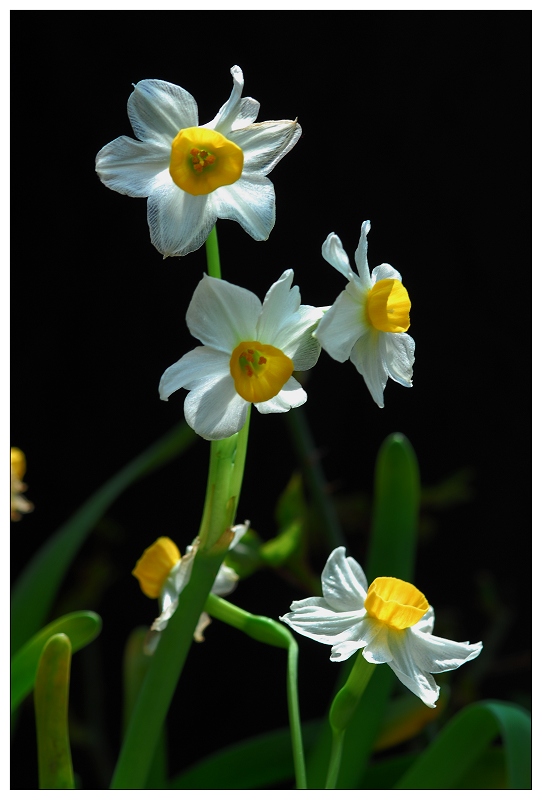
left=350, top=328, right=388, bottom=407
left=414, top=607, right=436, bottom=635
left=95, top=137, right=170, bottom=197
left=159, top=346, right=230, bottom=400
left=330, top=639, right=366, bottom=662
left=383, top=332, right=415, bottom=387
left=353, top=220, right=372, bottom=287
left=321, top=546, right=368, bottom=611
left=255, top=376, right=307, bottom=413
left=322, top=233, right=356, bottom=281
left=361, top=623, right=395, bottom=664
left=372, top=263, right=403, bottom=284
left=280, top=598, right=368, bottom=644
left=186, top=275, right=262, bottom=352
left=231, top=120, right=302, bottom=175
left=212, top=175, right=276, bottom=241
left=147, top=182, right=215, bottom=257
left=128, top=79, right=199, bottom=146
left=388, top=662, right=440, bottom=708
left=212, top=564, right=239, bottom=596
left=205, top=65, right=245, bottom=134
left=184, top=372, right=249, bottom=440
left=408, top=629, right=483, bottom=674
left=316, top=286, right=368, bottom=363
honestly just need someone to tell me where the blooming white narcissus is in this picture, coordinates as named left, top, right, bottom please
left=132, top=522, right=249, bottom=652
left=316, top=221, right=415, bottom=408
left=95, top=65, right=301, bottom=257
left=280, top=547, right=482, bottom=707
left=159, top=270, right=323, bottom=440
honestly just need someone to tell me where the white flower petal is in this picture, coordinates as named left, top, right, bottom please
left=212, top=564, right=239, bottom=596
left=372, top=263, right=403, bottom=284
left=361, top=623, right=394, bottom=664
left=354, top=220, right=372, bottom=286
left=206, top=65, right=245, bottom=134
left=330, top=639, right=365, bottom=662
left=409, top=629, right=483, bottom=674
left=414, top=607, right=436, bottom=635
left=388, top=662, right=440, bottom=708
left=231, top=120, right=302, bottom=175
left=322, top=233, right=356, bottom=281
left=256, top=270, right=297, bottom=342
left=316, top=285, right=368, bottom=363
left=194, top=611, right=212, bottom=643
left=383, top=332, right=415, bottom=387
left=229, top=520, right=250, bottom=550
left=128, top=79, right=198, bottom=146
left=321, top=547, right=368, bottom=611
left=255, top=376, right=307, bottom=413
left=213, top=175, right=276, bottom=241
left=147, top=182, right=215, bottom=257
left=186, top=274, right=262, bottom=352
left=95, top=137, right=170, bottom=197
left=184, top=373, right=249, bottom=440
left=280, top=598, right=367, bottom=645
left=159, top=346, right=230, bottom=400
left=350, top=328, right=388, bottom=407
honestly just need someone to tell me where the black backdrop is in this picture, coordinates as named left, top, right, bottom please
left=11, top=9, right=531, bottom=788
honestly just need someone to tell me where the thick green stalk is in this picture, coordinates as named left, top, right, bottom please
left=205, top=225, right=221, bottom=279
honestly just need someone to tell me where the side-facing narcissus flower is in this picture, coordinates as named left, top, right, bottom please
left=159, top=270, right=323, bottom=440
left=280, top=547, right=482, bottom=707
left=11, top=447, right=33, bottom=521
left=132, top=521, right=249, bottom=651
left=315, top=221, right=415, bottom=407
left=95, top=65, right=301, bottom=257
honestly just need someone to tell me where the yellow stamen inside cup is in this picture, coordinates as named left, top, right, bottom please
left=169, top=127, right=244, bottom=196
left=366, top=279, right=411, bottom=333
left=132, top=537, right=181, bottom=599
left=365, top=577, right=429, bottom=630
left=230, top=340, right=294, bottom=403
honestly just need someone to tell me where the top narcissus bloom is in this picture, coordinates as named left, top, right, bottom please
left=280, top=547, right=482, bottom=708
left=95, top=65, right=301, bottom=257
left=315, top=221, right=415, bottom=407
left=159, top=270, right=323, bottom=440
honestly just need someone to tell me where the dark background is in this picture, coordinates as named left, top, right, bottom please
left=11, top=10, right=530, bottom=788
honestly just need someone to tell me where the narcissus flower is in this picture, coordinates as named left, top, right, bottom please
left=315, top=221, right=415, bottom=407
left=159, top=270, right=323, bottom=440
left=10, top=447, right=33, bottom=521
left=280, top=547, right=482, bottom=707
left=132, top=522, right=249, bottom=650
left=96, top=65, right=301, bottom=257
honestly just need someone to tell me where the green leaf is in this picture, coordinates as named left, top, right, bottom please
left=395, top=700, right=531, bottom=789
left=11, top=421, right=196, bottom=654
left=11, top=611, right=102, bottom=713
left=34, top=633, right=74, bottom=789
left=169, top=721, right=321, bottom=789
left=365, top=431, right=420, bottom=582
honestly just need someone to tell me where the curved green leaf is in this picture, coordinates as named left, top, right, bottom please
left=395, top=700, right=531, bottom=789
left=11, top=611, right=102, bottom=712
left=34, top=633, right=74, bottom=789
left=11, top=421, right=196, bottom=654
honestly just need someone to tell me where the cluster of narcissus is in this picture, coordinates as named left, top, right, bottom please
left=96, top=65, right=481, bottom=707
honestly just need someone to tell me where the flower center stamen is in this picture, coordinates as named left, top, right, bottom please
left=230, top=340, right=294, bottom=403
left=366, top=279, right=411, bottom=333
left=132, top=537, right=181, bottom=598
left=169, top=126, right=244, bottom=196
left=364, top=576, right=429, bottom=630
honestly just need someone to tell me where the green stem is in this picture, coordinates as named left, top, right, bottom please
left=324, top=729, right=345, bottom=790
left=325, top=653, right=376, bottom=788
left=205, top=225, right=221, bottom=279
left=205, top=594, right=307, bottom=789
